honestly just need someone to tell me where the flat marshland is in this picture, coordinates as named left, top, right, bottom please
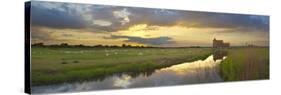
left=31, top=47, right=212, bottom=86
left=31, top=47, right=269, bottom=86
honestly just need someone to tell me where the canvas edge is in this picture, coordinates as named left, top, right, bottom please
left=24, top=1, right=31, bottom=94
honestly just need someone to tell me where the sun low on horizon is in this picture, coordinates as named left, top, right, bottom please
left=30, top=1, right=269, bottom=47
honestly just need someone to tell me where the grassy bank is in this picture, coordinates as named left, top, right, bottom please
left=219, top=47, right=269, bottom=81
left=31, top=47, right=212, bottom=86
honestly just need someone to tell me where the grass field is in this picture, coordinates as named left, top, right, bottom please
left=31, top=47, right=212, bottom=86
left=219, top=47, right=269, bottom=81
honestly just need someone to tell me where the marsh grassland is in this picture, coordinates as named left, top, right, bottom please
left=219, top=48, right=269, bottom=81
left=31, top=47, right=269, bottom=87
left=31, top=47, right=212, bottom=86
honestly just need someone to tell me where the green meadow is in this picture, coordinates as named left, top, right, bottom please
left=219, top=47, right=269, bottom=81
left=31, top=47, right=269, bottom=86
left=31, top=47, right=212, bottom=86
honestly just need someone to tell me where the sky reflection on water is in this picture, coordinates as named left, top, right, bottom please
left=32, top=55, right=226, bottom=94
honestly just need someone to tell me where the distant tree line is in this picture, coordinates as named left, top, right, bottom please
left=31, top=43, right=152, bottom=48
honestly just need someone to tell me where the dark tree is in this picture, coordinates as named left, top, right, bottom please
left=122, top=44, right=126, bottom=47
left=60, top=43, right=69, bottom=47
left=32, top=42, right=44, bottom=47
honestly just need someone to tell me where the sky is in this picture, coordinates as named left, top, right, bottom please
left=30, top=1, right=269, bottom=47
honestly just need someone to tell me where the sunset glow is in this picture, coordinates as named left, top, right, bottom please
left=30, top=1, right=269, bottom=47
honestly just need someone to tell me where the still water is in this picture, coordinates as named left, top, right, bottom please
left=32, top=55, right=226, bottom=94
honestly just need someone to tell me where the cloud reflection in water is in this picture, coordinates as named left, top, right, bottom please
left=32, top=55, right=226, bottom=93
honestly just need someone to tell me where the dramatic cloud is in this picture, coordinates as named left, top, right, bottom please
left=31, top=27, right=52, bottom=41
left=92, top=20, right=112, bottom=26
left=126, top=8, right=269, bottom=32
left=113, top=9, right=131, bottom=25
left=31, top=1, right=269, bottom=32
left=31, top=2, right=87, bottom=29
left=30, top=1, right=269, bottom=47
left=106, top=35, right=174, bottom=45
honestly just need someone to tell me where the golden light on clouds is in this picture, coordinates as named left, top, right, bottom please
left=32, top=23, right=269, bottom=47
left=30, top=1, right=269, bottom=47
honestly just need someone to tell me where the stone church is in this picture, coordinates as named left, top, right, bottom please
left=213, top=38, right=230, bottom=48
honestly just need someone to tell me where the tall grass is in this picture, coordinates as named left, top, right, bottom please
left=219, top=48, right=269, bottom=81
